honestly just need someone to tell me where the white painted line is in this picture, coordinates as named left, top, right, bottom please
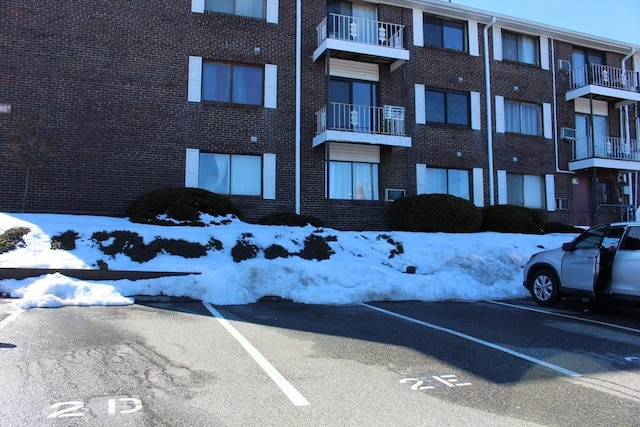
left=203, top=303, right=310, bottom=407
left=487, top=301, right=640, bottom=335
left=0, top=310, right=23, bottom=330
left=362, top=303, right=581, bottom=378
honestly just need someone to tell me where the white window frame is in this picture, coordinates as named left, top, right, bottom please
left=188, top=57, right=277, bottom=109
left=191, top=0, right=278, bottom=24
left=185, top=149, right=276, bottom=199
left=417, top=164, right=484, bottom=207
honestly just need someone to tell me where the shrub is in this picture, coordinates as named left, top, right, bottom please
left=231, top=240, right=260, bottom=263
left=51, top=230, right=79, bottom=250
left=0, top=227, right=30, bottom=254
left=127, top=187, right=243, bottom=226
left=298, top=234, right=335, bottom=260
left=91, top=230, right=207, bottom=262
left=264, top=244, right=290, bottom=260
left=390, top=194, right=482, bottom=232
left=258, top=212, right=324, bottom=227
left=481, top=205, right=546, bottom=234
left=153, top=238, right=208, bottom=259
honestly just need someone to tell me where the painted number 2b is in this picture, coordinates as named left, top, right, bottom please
left=47, top=396, right=142, bottom=419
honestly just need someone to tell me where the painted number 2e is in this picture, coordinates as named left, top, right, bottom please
left=47, top=396, right=142, bottom=419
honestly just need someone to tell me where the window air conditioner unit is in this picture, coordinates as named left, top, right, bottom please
left=385, top=188, right=405, bottom=202
left=558, top=59, right=571, bottom=71
left=561, top=127, right=576, bottom=141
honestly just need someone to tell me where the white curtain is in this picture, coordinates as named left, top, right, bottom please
left=523, top=175, right=544, bottom=209
left=199, top=153, right=230, bottom=194
left=352, top=2, right=377, bottom=44
left=425, top=168, right=447, bottom=194
left=236, top=0, right=264, bottom=18
left=448, top=169, right=470, bottom=200
left=505, top=101, right=520, bottom=133
left=519, top=35, right=536, bottom=64
left=521, top=103, right=540, bottom=135
left=352, top=163, right=378, bottom=200
left=329, top=162, right=352, bottom=199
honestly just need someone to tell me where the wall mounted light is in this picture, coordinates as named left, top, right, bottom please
left=512, top=156, right=518, bottom=162
left=254, top=47, right=261, bottom=54
left=456, top=151, right=462, bottom=157
left=250, top=136, right=258, bottom=143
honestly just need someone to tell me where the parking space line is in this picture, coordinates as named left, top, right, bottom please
left=362, top=303, right=581, bottom=378
left=0, top=310, right=23, bottom=331
left=203, top=303, right=310, bottom=407
left=487, top=301, right=640, bottom=334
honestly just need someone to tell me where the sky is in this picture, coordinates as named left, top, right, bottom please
left=449, top=0, right=640, bottom=46
left=0, top=212, right=578, bottom=310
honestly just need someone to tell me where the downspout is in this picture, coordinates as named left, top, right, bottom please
left=295, top=0, right=301, bottom=214
left=483, top=17, right=496, bottom=205
left=622, top=48, right=636, bottom=211
left=551, top=38, right=572, bottom=174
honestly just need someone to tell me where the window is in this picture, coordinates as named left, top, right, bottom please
left=329, top=161, right=379, bottom=200
left=424, top=16, right=465, bottom=51
left=507, top=174, right=544, bottom=208
left=425, top=168, right=471, bottom=200
left=198, top=153, right=262, bottom=196
left=505, top=100, right=541, bottom=135
left=426, top=90, right=469, bottom=126
left=329, top=78, right=378, bottom=131
left=620, top=226, right=640, bottom=251
left=202, top=62, right=263, bottom=105
left=502, top=31, right=539, bottom=65
left=597, top=181, right=614, bottom=204
left=205, top=0, right=265, bottom=19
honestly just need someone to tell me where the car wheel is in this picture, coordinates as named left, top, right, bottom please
left=529, top=268, right=560, bottom=307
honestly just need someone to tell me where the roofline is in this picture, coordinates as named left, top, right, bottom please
left=380, top=0, right=640, bottom=54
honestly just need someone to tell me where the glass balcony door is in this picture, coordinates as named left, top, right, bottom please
left=328, top=78, right=378, bottom=133
left=328, top=1, right=377, bottom=44
left=576, top=114, right=607, bottom=158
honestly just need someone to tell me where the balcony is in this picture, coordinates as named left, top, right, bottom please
left=568, top=136, right=640, bottom=171
left=313, top=103, right=411, bottom=148
left=566, top=64, right=640, bottom=104
left=313, top=13, right=409, bottom=63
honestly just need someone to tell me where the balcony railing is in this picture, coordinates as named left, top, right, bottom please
left=316, top=103, right=406, bottom=136
left=570, top=64, right=640, bottom=92
left=571, top=136, right=640, bottom=161
left=316, top=13, right=405, bottom=49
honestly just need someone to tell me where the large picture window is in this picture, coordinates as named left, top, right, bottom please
left=507, top=174, right=544, bottom=209
left=202, top=62, right=263, bottom=105
left=205, top=0, right=265, bottom=19
left=502, top=31, right=539, bottom=65
left=425, top=168, right=471, bottom=200
left=424, top=16, right=465, bottom=51
left=329, top=161, right=379, bottom=200
left=426, top=90, right=469, bottom=126
left=198, top=153, right=262, bottom=196
left=505, top=100, right=541, bottom=136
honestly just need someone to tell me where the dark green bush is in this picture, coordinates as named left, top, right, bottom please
left=481, top=205, right=546, bottom=234
left=127, top=187, right=243, bottom=226
left=153, top=238, right=208, bottom=259
left=264, top=244, right=290, bottom=260
left=297, top=234, right=335, bottom=260
left=390, top=194, right=482, bottom=232
left=258, top=212, right=324, bottom=227
left=91, top=230, right=207, bottom=262
left=51, top=230, right=79, bottom=250
left=0, top=227, right=30, bottom=254
left=231, top=240, right=260, bottom=262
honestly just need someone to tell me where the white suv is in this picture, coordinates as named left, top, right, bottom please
left=523, top=222, right=640, bottom=307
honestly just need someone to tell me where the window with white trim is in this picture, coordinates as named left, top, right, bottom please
left=507, top=173, right=545, bottom=209
left=425, top=168, right=471, bottom=200
left=502, top=30, right=539, bottom=65
left=202, top=62, right=263, bottom=105
left=199, top=153, right=262, bottom=196
left=426, top=89, right=469, bottom=126
left=505, top=100, right=541, bottom=136
left=424, top=15, right=466, bottom=52
left=329, top=161, right=379, bottom=200
left=205, top=0, right=265, bottom=19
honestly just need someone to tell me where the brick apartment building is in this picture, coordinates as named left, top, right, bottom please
left=1, top=0, right=639, bottom=230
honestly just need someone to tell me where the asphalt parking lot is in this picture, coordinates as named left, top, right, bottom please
left=1, top=296, right=639, bottom=426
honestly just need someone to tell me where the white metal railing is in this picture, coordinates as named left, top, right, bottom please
left=571, top=136, right=640, bottom=161
left=570, top=64, right=640, bottom=92
left=316, top=103, right=406, bottom=136
left=316, top=13, right=405, bottom=49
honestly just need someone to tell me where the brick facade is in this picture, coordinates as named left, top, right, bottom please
left=1, top=1, right=638, bottom=230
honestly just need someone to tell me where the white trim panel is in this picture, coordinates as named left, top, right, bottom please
left=540, top=36, right=549, bottom=70
left=497, top=170, right=507, bottom=205
left=188, top=56, right=202, bottom=102
left=329, top=58, right=380, bottom=81
left=416, top=163, right=427, bottom=195
left=191, top=0, right=204, bottom=13
left=413, top=9, right=424, bottom=47
left=574, top=97, right=609, bottom=116
left=266, top=0, right=279, bottom=24
left=263, top=153, right=276, bottom=199
left=545, top=174, right=556, bottom=211
left=468, top=20, right=479, bottom=56
left=492, top=26, right=502, bottom=61
left=329, top=142, right=380, bottom=163
left=472, top=168, right=484, bottom=207
left=543, top=102, right=552, bottom=139
left=415, top=84, right=426, bottom=124
left=471, top=91, right=481, bottom=130
left=495, top=95, right=505, bottom=133
left=264, top=64, right=278, bottom=109
left=185, top=148, right=200, bottom=187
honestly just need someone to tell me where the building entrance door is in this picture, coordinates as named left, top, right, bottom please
left=573, top=177, right=592, bottom=226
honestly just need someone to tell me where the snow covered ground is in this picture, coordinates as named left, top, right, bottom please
left=0, top=212, right=579, bottom=310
